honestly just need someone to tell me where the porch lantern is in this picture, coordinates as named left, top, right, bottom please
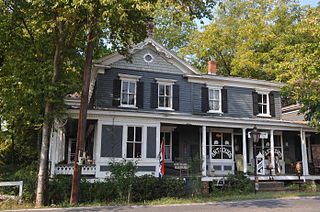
left=250, top=125, right=261, bottom=194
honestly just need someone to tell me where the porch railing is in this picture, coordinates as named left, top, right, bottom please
left=55, top=164, right=96, bottom=175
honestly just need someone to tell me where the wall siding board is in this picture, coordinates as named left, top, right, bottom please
left=101, top=125, right=123, bottom=157
left=95, top=69, right=282, bottom=119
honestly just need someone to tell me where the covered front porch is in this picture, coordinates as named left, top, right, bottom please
left=161, top=123, right=320, bottom=181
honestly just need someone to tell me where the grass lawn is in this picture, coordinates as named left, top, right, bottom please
left=1, top=191, right=320, bottom=210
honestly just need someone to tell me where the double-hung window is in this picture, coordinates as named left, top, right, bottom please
left=258, top=92, right=269, bottom=116
left=126, top=126, right=142, bottom=158
left=160, top=132, right=172, bottom=160
left=118, top=74, right=141, bottom=108
left=155, top=78, right=176, bottom=110
left=208, top=88, right=221, bottom=112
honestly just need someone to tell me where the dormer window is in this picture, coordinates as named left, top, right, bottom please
left=253, top=90, right=275, bottom=117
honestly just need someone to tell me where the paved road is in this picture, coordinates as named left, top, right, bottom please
left=8, top=196, right=320, bottom=212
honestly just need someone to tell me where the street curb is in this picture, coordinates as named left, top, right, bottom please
left=4, top=195, right=320, bottom=211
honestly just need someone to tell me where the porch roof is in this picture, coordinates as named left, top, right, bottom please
left=67, top=108, right=314, bottom=132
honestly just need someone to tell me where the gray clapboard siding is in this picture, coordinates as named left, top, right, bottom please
left=101, top=125, right=123, bottom=158
left=95, top=68, right=282, bottom=119
left=112, top=48, right=183, bottom=74
left=100, top=166, right=155, bottom=172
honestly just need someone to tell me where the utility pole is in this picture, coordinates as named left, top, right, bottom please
left=70, top=26, right=96, bottom=204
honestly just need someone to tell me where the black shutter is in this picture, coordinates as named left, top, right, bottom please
left=150, top=82, right=158, bottom=108
left=269, top=92, right=275, bottom=117
left=201, top=87, right=209, bottom=112
left=221, top=88, right=228, bottom=113
left=252, top=91, right=259, bottom=115
left=136, top=81, right=144, bottom=108
left=173, top=84, right=179, bottom=111
left=112, top=79, right=121, bottom=106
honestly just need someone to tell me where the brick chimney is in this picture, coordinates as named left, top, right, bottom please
left=146, top=17, right=154, bottom=38
left=208, top=60, right=217, bottom=75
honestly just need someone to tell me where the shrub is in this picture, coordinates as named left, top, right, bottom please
left=48, top=175, right=72, bottom=204
left=79, top=179, right=117, bottom=203
left=222, top=171, right=254, bottom=194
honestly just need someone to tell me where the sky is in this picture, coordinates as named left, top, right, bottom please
left=300, top=0, right=319, bottom=7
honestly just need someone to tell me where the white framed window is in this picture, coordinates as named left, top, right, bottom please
left=160, top=132, right=172, bottom=161
left=126, top=126, right=142, bottom=158
left=258, top=92, right=270, bottom=116
left=208, top=88, right=221, bottom=113
left=211, top=132, right=233, bottom=160
left=156, top=78, right=176, bottom=110
left=119, top=74, right=141, bottom=108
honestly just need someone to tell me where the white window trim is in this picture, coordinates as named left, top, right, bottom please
left=156, top=78, right=176, bottom=110
left=143, top=52, right=154, bottom=63
left=160, top=126, right=176, bottom=162
left=207, top=86, right=223, bottom=114
left=208, top=131, right=234, bottom=161
left=257, top=91, right=271, bottom=117
left=68, top=138, right=77, bottom=164
left=118, top=74, right=141, bottom=108
left=125, top=126, right=143, bottom=159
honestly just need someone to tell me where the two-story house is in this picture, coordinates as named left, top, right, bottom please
left=49, top=37, right=320, bottom=182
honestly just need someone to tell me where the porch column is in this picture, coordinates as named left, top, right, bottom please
left=300, top=128, right=309, bottom=176
left=242, top=128, right=247, bottom=173
left=202, top=126, right=207, bottom=176
left=270, top=129, right=275, bottom=175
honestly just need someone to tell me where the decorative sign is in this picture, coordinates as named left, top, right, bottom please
left=212, top=147, right=232, bottom=159
left=248, top=132, right=268, bottom=139
left=264, top=149, right=282, bottom=158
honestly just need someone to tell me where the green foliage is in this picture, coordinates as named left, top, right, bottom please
left=222, top=172, right=254, bottom=194
left=108, top=160, right=137, bottom=203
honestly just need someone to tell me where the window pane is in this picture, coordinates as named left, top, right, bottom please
left=160, top=132, right=164, bottom=141
left=128, top=127, right=134, bottom=141
left=208, top=89, right=213, bottom=100
left=209, top=100, right=213, bottom=110
left=263, top=105, right=267, bottom=114
left=122, top=94, right=128, bottom=104
left=212, top=133, right=221, bottom=145
left=129, top=82, right=135, bottom=93
left=263, top=94, right=267, bottom=103
left=214, top=90, right=219, bottom=99
left=223, top=133, right=232, bottom=145
left=128, top=94, right=134, bottom=105
left=159, top=97, right=164, bottom=107
left=122, top=81, right=128, bottom=92
left=165, top=97, right=170, bottom=107
left=135, top=127, right=142, bottom=142
left=212, top=147, right=221, bottom=159
left=165, top=85, right=171, bottom=96
left=222, top=147, right=232, bottom=159
left=127, top=143, right=133, bottom=158
left=164, top=146, right=170, bottom=159
left=135, top=143, right=141, bottom=158
left=213, top=100, right=219, bottom=110
left=159, top=85, right=164, bottom=95
left=165, top=133, right=170, bottom=145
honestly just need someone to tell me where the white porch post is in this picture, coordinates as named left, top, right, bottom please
left=202, top=126, right=207, bottom=176
left=270, top=129, right=275, bottom=175
left=242, top=128, right=247, bottom=173
left=300, top=128, right=309, bottom=176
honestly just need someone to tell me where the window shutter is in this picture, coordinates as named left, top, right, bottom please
left=112, top=79, right=121, bottom=106
left=221, top=88, right=228, bottom=113
left=136, top=81, right=144, bottom=108
left=150, top=82, right=158, bottom=108
left=252, top=91, right=259, bottom=115
left=201, top=87, right=209, bottom=112
left=173, top=84, right=180, bottom=111
left=269, top=92, right=275, bottom=117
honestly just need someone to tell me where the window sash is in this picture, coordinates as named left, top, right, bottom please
left=121, top=81, right=136, bottom=106
left=158, top=84, right=172, bottom=108
left=208, top=89, right=221, bottom=112
left=211, top=132, right=233, bottom=160
left=258, top=93, right=269, bottom=115
left=126, top=126, right=142, bottom=158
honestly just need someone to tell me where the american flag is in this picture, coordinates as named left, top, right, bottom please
left=159, top=137, right=165, bottom=177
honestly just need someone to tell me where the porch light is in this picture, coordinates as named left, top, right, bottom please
left=251, top=126, right=260, bottom=144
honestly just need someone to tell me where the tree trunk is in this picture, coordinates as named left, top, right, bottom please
left=35, top=22, right=64, bottom=208
left=70, top=25, right=96, bottom=204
